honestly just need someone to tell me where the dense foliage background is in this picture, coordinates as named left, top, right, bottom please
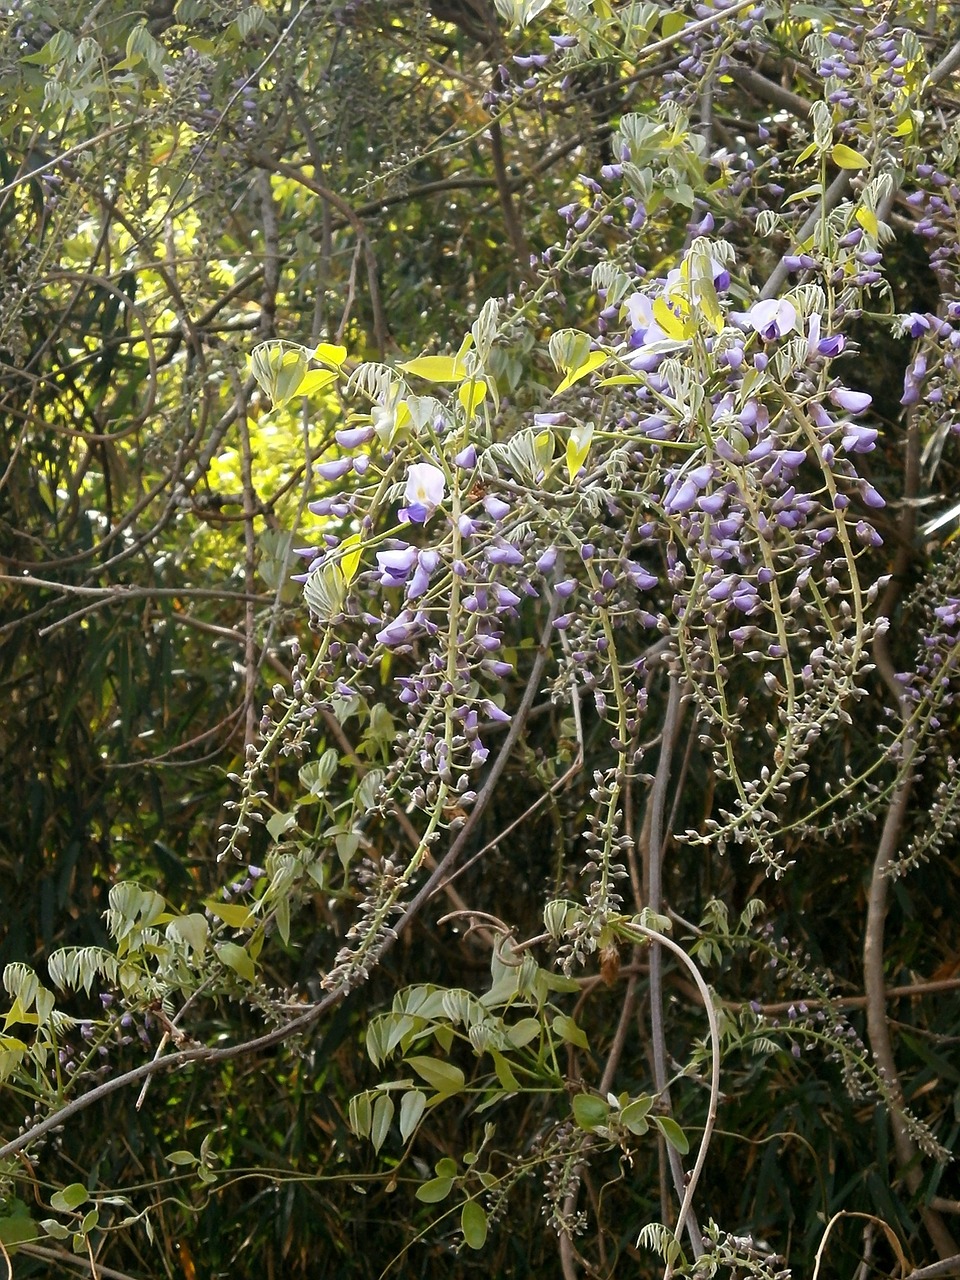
left=2, top=0, right=960, bottom=1277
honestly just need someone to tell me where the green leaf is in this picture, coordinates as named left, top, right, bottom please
left=0, top=1210, right=35, bottom=1246
left=348, top=1092, right=372, bottom=1139
left=653, top=1115, right=690, bottom=1154
left=491, top=1049, right=519, bottom=1092
left=249, top=342, right=309, bottom=407
left=405, top=1056, right=465, bottom=1094
left=299, top=748, right=339, bottom=796
left=50, top=1184, right=88, bottom=1213
left=266, top=811, right=297, bottom=841
left=215, top=942, right=255, bottom=982
left=552, top=1014, right=589, bottom=1049
left=167, top=1150, right=198, bottom=1165
left=399, top=1089, right=427, bottom=1142
left=461, top=1200, right=488, bottom=1249
left=504, top=1017, right=541, bottom=1049
left=415, top=1176, right=454, bottom=1203
left=621, top=1096, right=654, bottom=1135
left=371, top=1094, right=394, bottom=1154
left=166, top=913, right=208, bottom=954
left=21, top=29, right=76, bottom=65
left=572, top=1094, right=610, bottom=1131
left=435, top=1157, right=458, bottom=1178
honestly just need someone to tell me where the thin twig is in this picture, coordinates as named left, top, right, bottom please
left=625, top=923, right=721, bottom=1277
left=646, top=676, right=703, bottom=1260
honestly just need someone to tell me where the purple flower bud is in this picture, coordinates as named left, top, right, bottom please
left=317, top=457, right=353, bottom=481
left=536, top=547, right=558, bottom=573
left=860, top=482, right=885, bottom=508
left=483, top=659, right=514, bottom=676
left=487, top=543, right=524, bottom=566
left=841, top=423, right=878, bottom=453
left=376, top=615, right=419, bottom=647
left=829, top=387, right=872, bottom=414
left=483, top=495, right=511, bottom=521
left=665, top=478, right=698, bottom=513
left=453, top=444, right=477, bottom=469
left=335, top=426, right=375, bottom=449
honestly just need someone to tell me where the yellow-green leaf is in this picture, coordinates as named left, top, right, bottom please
left=831, top=143, right=869, bottom=170
left=296, top=368, right=339, bottom=397
left=249, top=343, right=309, bottom=407
left=204, top=900, right=254, bottom=929
left=855, top=207, right=879, bottom=237
left=458, top=378, right=487, bottom=419
left=794, top=140, right=818, bottom=166
left=399, top=355, right=466, bottom=383
left=338, top=532, right=363, bottom=585
left=552, top=1013, right=589, bottom=1049
left=554, top=350, right=606, bottom=395
left=565, top=423, right=594, bottom=481
left=652, top=296, right=694, bottom=341
left=783, top=183, right=822, bottom=206
left=660, top=10, right=687, bottom=38
left=313, top=342, right=348, bottom=367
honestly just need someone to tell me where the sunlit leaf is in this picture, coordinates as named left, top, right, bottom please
left=831, top=143, right=869, bottom=170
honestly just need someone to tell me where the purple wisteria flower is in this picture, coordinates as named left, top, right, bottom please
left=806, top=312, right=845, bottom=358
left=376, top=546, right=418, bottom=586
left=399, top=462, right=446, bottom=523
left=743, top=298, right=799, bottom=341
